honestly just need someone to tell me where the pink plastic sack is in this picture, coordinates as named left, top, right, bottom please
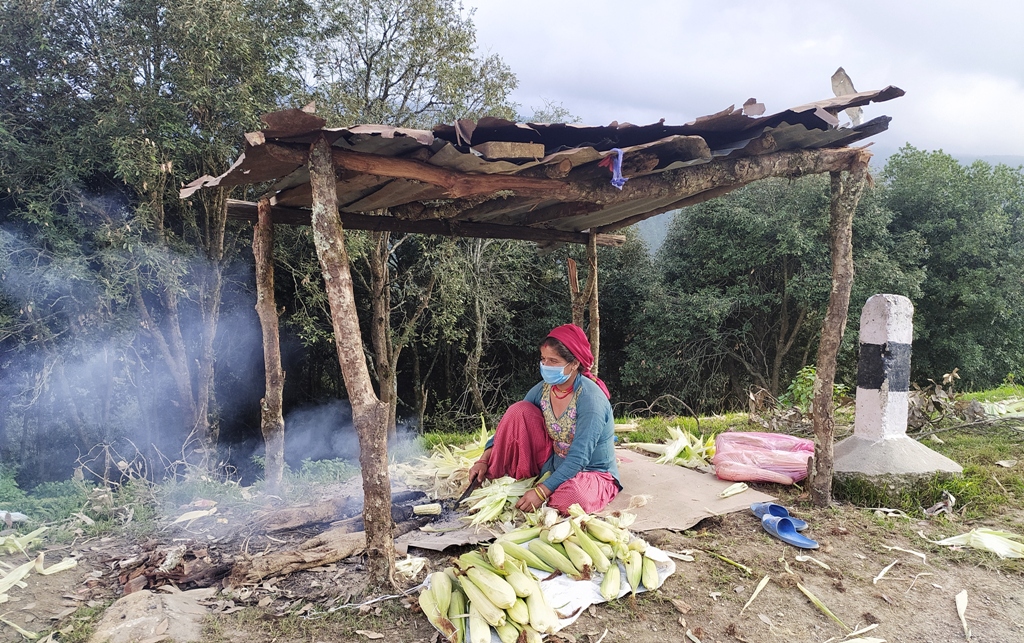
left=713, top=432, right=814, bottom=485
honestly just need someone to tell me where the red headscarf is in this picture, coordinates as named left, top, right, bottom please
left=546, top=324, right=611, bottom=399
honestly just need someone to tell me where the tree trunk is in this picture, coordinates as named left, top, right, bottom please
left=810, top=154, right=871, bottom=506
left=194, top=188, right=229, bottom=448
left=586, top=232, right=600, bottom=376
left=307, top=134, right=396, bottom=588
left=254, top=198, right=286, bottom=496
left=367, top=231, right=398, bottom=439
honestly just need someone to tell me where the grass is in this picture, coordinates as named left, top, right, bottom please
left=619, top=412, right=750, bottom=445
left=961, top=382, right=1024, bottom=403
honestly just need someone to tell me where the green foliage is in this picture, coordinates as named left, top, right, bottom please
left=0, top=466, right=27, bottom=505
left=294, top=458, right=360, bottom=484
left=778, top=366, right=850, bottom=412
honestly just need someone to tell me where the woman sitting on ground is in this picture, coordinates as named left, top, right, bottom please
left=468, top=324, right=621, bottom=514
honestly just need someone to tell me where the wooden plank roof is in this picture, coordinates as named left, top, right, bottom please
left=182, top=86, right=904, bottom=246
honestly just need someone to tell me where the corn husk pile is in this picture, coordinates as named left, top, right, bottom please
left=930, top=527, right=1024, bottom=559
left=420, top=504, right=665, bottom=642
left=629, top=426, right=716, bottom=469
left=392, top=423, right=491, bottom=499
left=460, top=475, right=546, bottom=526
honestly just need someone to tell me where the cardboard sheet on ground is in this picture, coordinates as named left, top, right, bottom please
left=605, top=448, right=775, bottom=531
left=399, top=448, right=775, bottom=551
left=423, top=544, right=676, bottom=643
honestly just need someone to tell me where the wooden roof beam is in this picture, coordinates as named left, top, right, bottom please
left=226, top=200, right=626, bottom=247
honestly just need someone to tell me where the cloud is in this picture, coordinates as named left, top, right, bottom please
left=469, top=0, right=1024, bottom=156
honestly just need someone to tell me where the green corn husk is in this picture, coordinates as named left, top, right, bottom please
left=457, top=574, right=506, bottom=627
left=528, top=539, right=583, bottom=580
left=498, top=526, right=542, bottom=544
left=569, top=520, right=611, bottom=573
left=419, top=587, right=458, bottom=642
left=797, top=582, right=850, bottom=632
left=740, top=574, right=771, bottom=615
left=465, top=566, right=517, bottom=610
left=500, top=541, right=555, bottom=573
left=600, top=564, right=621, bottom=601
left=429, top=571, right=452, bottom=616
left=486, top=542, right=506, bottom=571
left=563, top=539, right=593, bottom=574
left=448, top=588, right=467, bottom=643
left=623, top=550, right=642, bottom=594
left=467, top=601, right=492, bottom=643
left=506, top=597, right=530, bottom=625
left=524, top=578, right=559, bottom=634
left=458, top=551, right=506, bottom=576
left=520, top=625, right=544, bottom=643
left=495, top=621, right=520, bottom=643
left=503, top=559, right=536, bottom=598
left=641, top=554, right=661, bottom=590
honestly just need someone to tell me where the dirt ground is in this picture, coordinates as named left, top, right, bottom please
left=4, top=481, right=1024, bottom=643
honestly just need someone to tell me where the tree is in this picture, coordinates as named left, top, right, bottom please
left=294, top=0, right=518, bottom=437
left=881, top=147, right=1024, bottom=388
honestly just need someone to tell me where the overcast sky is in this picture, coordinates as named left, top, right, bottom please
left=469, top=0, right=1024, bottom=159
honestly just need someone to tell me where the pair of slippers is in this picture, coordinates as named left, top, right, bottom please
left=751, top=502, right=818, bottom=549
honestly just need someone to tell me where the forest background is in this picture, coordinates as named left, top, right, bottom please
left=1, top=0, right=1022, bottom=490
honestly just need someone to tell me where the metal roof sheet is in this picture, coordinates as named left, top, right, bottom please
left=183, top=86, right=904, bottom=246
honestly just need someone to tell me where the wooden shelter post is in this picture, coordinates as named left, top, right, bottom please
left=254, top=198, right=286, bottom=495
left=307, top=134, right=396, bottom=586
left=810, top=152, right=871, bottom=506
left=567, top=232, right=601, bottom=374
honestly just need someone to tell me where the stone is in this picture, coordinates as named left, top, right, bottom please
left=88, top=587, right=216, bottom=643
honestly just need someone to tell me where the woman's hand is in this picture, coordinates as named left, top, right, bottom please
left=515, top=484, right=550, bottom=512
left=468, top=458, right=490, bottom=483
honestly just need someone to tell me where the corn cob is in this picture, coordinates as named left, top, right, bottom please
left=465, top=566, right=517, bottom=610
left=569, top=520, right=611, bottom=573
left=641, top=554, right=662, bottom=590
left=548, top=540, right=569, bottom=559
left=448, top=587, right=467, bottom=643
left=600, top=564, right=621, bottom=601
left=528, top=539, right=582, bottom=580
left=563, top=539, right=593, bottom=573
left=429, top=571, right=452, bottom=616
left=500, top=541, right=555, bottom=573
left=419, top=587, right=458, bottom=642
left=457, top=574, right=506, bottom=627
left=458, top=551, right=506, bottom=576
left=623, top=550, right=643, bottom=594
left=506, top=596, right=530, bottom=625
left=498, top=526, right=542, bottom=544
left=495, top=621, right=520, bottom=643
left=468, top=601, right=492, bottom=643
left=503, top=559, right=536, bottom=597
left=413, top=502, right=442, bottom=515
left=546, top=519, right=572, bottom=543
left=524, top=578, right=560, bottom=634
left=486, top=541, right=506, bottom=571
left=597, top=541, right=614, bottom=560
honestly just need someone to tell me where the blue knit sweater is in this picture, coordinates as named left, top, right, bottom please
left=525, top=376, right=621, bottom=493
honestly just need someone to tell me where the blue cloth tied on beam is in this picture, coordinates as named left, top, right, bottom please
left=597, top=148, right=629, bottom=190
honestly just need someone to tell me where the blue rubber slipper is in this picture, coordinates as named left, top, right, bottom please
left=750, top=502, right=808, bottom=531
left=761, top=515, right=819, bottom=549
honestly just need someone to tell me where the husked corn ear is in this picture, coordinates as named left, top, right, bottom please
left=563, top=539, right=593, bottom=573
left=623, top=550, right=643, bottom=594
left=569, top=520, right=611, bottom=573
left=524, top=579, right=560, bottom=634
left=500, top=541, right=555, bottom=573
left=457, top=574, right=506, bottom=627
left=506, top=597, right=530, bottom=625
left=413, top=502, right=442, bottom=515
left=429, top=571, right=452, bottom=615
left=487, top=541, right=506, bottom=570
left=600, top=564, right=621, bottom=601
left=448, top=588, right=467, bottom=643
left=459, top=551, right=505, bottom=576
left=465, top=566, right=517, bottom=610
left=498, top=526, right=541, bottom=544
left=546, top=519, right=572, bottom=543
left=468, top=601, right=492, bottom=643
left=503, top=560, right=536, bottom=598
left=528, top=539, right=582, bottom=580
left=419, top=587, right=458, bottom=642
left=495, top=621, right=520, bottom=643
left=641, top=554, right=662, bottom=590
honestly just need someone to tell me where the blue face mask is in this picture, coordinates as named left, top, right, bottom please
left=540, top=363, right=570, bottom=385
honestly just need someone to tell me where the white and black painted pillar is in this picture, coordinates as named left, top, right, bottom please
left=854, top=294, right=913, bottom=440
left=835, top=294, right=962, bottom=477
